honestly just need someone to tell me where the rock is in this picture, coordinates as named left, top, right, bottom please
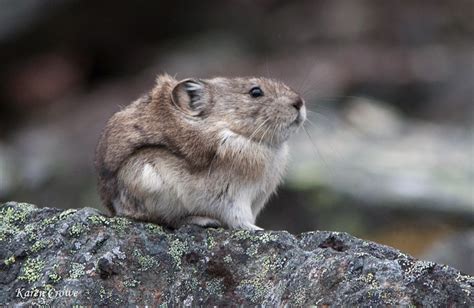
left=0, top=202, right=472, bottom=306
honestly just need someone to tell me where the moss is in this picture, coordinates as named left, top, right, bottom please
left=69, top=262, right=86, bottom=279
left=19, top=257, right=45, bottom=283
left=133, top=249, right=158, bottom=271
left=4, top=255, right=15, bottom=266
left=169, top=239, right=188, bottom=268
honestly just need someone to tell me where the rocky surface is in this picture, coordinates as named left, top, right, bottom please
left=0, top=202, right=472, bottom=306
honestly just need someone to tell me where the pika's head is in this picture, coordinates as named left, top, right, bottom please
left=170, top=76, right=306, bottom=146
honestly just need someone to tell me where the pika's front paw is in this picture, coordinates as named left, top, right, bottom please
left=240, top=223, right=263, bottom=231
left=182, top=216, right=222, bottom=229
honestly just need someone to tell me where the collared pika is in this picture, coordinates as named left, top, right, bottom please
left=95, top=74, right=305, bottom=230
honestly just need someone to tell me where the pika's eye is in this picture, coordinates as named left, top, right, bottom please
left=249, top=86, right=264, bottom=98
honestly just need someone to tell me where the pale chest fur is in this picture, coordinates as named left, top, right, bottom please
left=119, top=133, right=289, bottom=228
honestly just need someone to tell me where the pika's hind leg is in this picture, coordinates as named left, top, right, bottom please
left=181, top=216, right=222, bottom=228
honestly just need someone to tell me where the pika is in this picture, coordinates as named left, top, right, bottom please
left=95, top=74, right=305, bottom=230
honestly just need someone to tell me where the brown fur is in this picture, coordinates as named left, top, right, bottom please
left=95, top=74, right=305, bottom=229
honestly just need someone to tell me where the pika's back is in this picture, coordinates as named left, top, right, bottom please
left=95, top=74, right=305, bottom=224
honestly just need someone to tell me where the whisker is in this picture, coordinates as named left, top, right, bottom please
left=270, top=122, right=281, bottom=146
left=297, top=58, right=318, bottom=94
left=249, top=118, right=271, bottom=141
left=258, top=125, right=272, bottom=147
left=302, top=125, right=329, bottom=169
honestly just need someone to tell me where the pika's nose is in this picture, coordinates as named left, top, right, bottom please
left=292, top=97, right=304, bottom=110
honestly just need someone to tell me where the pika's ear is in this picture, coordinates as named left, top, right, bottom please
left=171, top=79, right=208, bottom=116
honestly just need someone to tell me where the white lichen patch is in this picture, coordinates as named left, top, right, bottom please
left=69, top=262, right=86, bottom=279
left=169, top=239, right=188, bottom=268
left=19, top=257, right=45, bottom=283
left=132, top=249, right=158, bottom=271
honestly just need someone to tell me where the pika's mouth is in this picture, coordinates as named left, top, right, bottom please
left=292, top=109, right=306, bottom=126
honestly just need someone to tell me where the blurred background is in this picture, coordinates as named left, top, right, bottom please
left=0, top=1, right=472, bottom=273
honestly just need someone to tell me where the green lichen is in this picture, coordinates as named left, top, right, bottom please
left=239, top=255, right=286, bottom=303
left=133, top=249, right=158, bottom=271
left=232, top=230, right=252, bottom=241
left=59, top=208, right=77, bottom=220
left=0, top=223, right=17, bottom=242
left=4, top=255, right=15, bottom=266
left=19, top=257, right=45, bottom=283
left=145, top=223, right=165, bottom=234
left=0, top=204, right=34, bottom=241
left=69, top=223, right=86, bottom=237
left=43, top=284, right=54, bottom=292
left=169, top=239, right=188, bottom=268
left=241, top=277, right=269, bottom=302
left=361, top=272, right=375, bottom=284
left=292, top=287, right=307, bottom=305
left=231, top=230, right=278, bottom=244
left=123, top=278, right=140, bottom=288
left=223, top=255, right=233, bottom=263
left=246, top=244, right=259, bottom=257
left=69, top=262, right=85, bottom=279
left=206, top=278, right=224, bottom=297
left=257, top=232, right=278, bottom=244
left=41, top=216, right=58, bottom=226
left=31, top=239, right=50, bottom=253
left=24, top=224, right=39, bottom=241
left=88, top=215, right=110, bottom=225
left=181, top=273, right=199, bottom=293
left=110, top=217, right=131, bottom=232
left=48, top=265, right=62, bottom=284
left=99, top=285, right=111, bottom=300
left=206, top=235, right=216, bottom=249
left=1, top=206, right=29, bottom=224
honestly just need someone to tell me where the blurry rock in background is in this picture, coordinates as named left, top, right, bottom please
left=0, top=1, right=473, bottom=273
left=423, top=230, right=474, bottom=275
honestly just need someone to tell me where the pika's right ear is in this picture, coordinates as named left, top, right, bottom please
left=171, top=79, right=208, bottom=116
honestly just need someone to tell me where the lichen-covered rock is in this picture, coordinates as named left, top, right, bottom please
left=0, top=202, right=472, bottom=306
